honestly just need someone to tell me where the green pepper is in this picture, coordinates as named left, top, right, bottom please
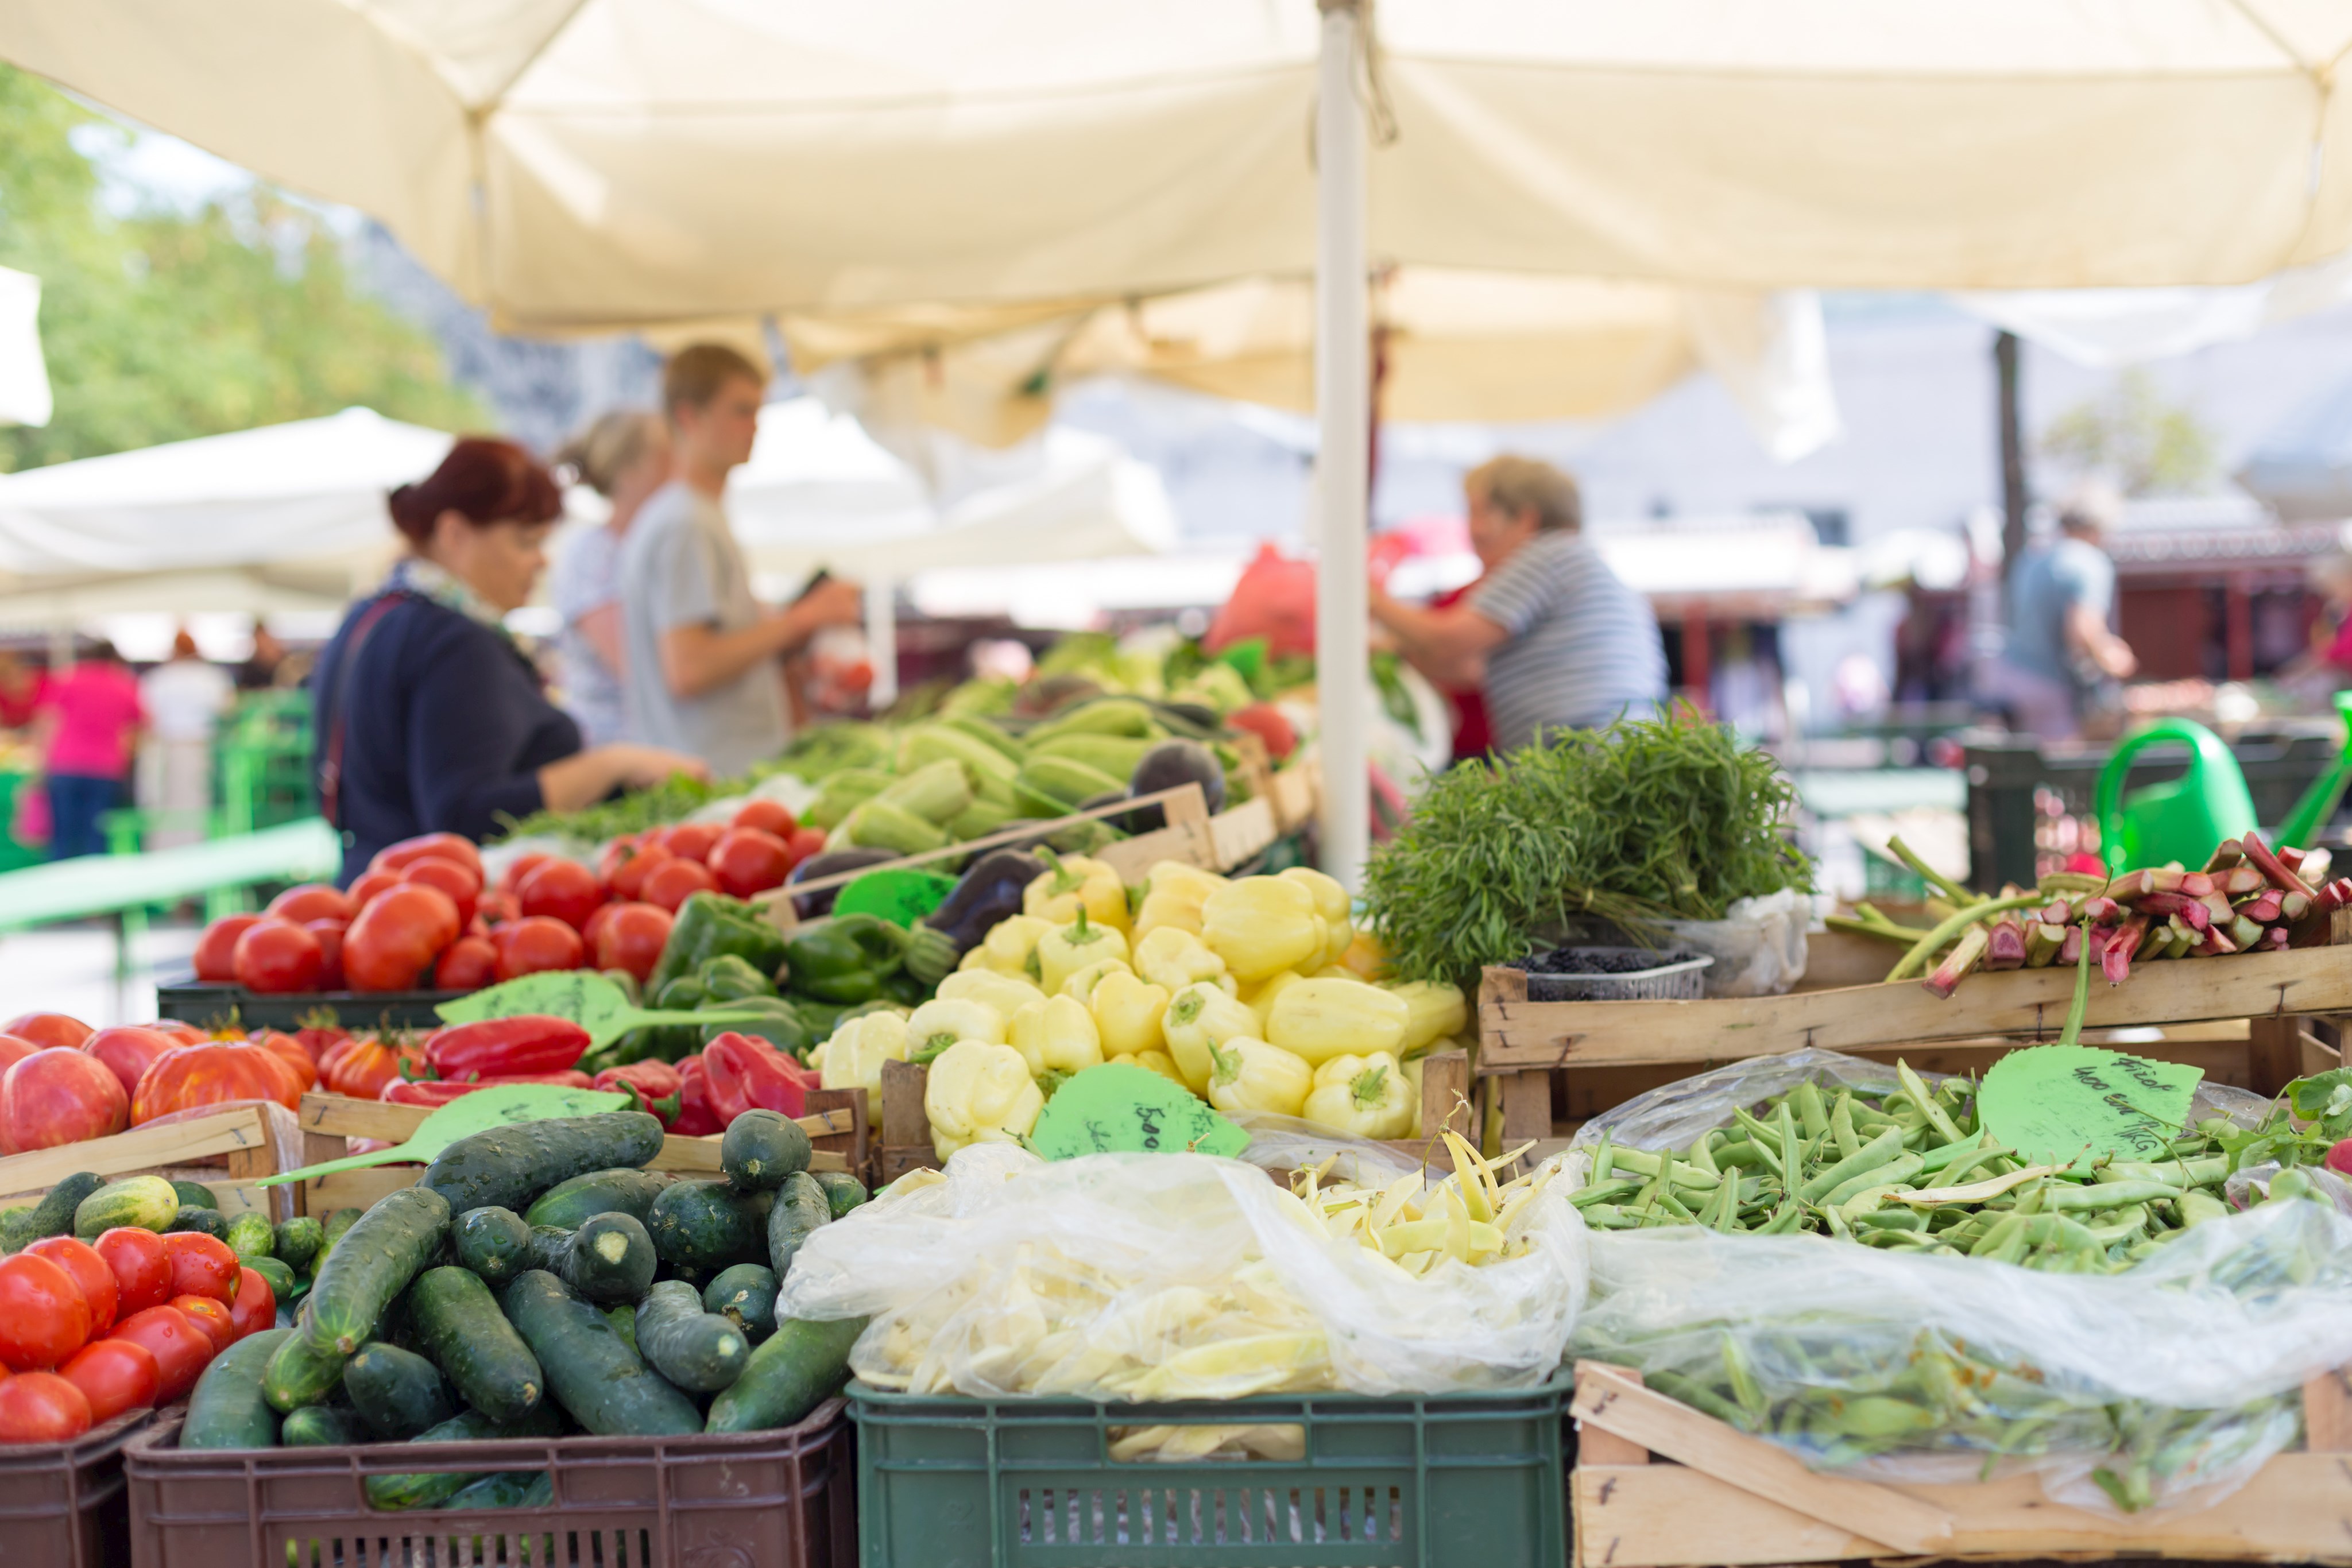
left=782, top=913, right=908, bottom=1005
left=654, top=973, right=708, bottom=1012
left=647, top=891, right=790, bottom=994
left=699, top=994, right=813, bottom=1059
left=697, top=953, right=778, bottom=1002
left=879, top=967, right=930, bottom=1008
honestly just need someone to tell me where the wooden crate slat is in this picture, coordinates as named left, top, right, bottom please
left=0, top=1107, right=271, bottom=1197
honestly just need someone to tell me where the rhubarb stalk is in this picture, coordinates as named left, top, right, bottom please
left=1883, top=892, right=2046, bottom=982
left=1984, top=916, right=2028, bottom=970
left=2235, top=834, right=2312, bottom=897
left=2102, top=918, right=2147, bottom=985
left=2024, top=922, right=2065, bottom=968
left=1921, top=924, right=1990, bottom=1000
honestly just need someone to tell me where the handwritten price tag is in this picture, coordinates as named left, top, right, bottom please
left=1978, top=1044, right=2203, bottom=1166
left=1028, top=1063, right=1251, bottom=1161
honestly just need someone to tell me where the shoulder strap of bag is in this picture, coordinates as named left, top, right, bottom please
left=316, top=593, right=407, bottom=831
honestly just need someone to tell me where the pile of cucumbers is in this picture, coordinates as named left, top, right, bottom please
left=2, top=1170, right=338, bottom=1307
left=179, top=1108, right=870, bottom=1509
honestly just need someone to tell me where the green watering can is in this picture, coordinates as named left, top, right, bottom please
left=2095, top=693, right=2352, bottom=874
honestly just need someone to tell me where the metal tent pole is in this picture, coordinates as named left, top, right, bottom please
left=1314, top=0, right=1371, bottom=889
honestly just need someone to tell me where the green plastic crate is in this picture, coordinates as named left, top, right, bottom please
left=850, top=1372, right=1572, bottom=1568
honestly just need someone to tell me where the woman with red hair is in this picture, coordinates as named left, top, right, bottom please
left=311, top=438, right=705, bottom=882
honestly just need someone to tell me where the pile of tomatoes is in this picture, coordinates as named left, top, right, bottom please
left=0, top=1013, right=326, bottom=1154
left=0, top=1226, right=269, bottom=1442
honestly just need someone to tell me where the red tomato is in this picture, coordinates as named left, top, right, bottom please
left=707, top=827, right=793, bottom=897
left=266, top=883, right=354, bottom=924
left=343, top=884, right=462, bottom=992
left=0, top=1035, right=37, bottom=1075
left=92, top=1229, right=171, bottom=1318
left=516, top=858, right=605, bottom=932
left=732, top=798, right=798, bottom=838
left=641, top=857, right=718, bottom=913
left=579, top=903, right=617, bottom=955
left=252, top=1030, right=318, bottom=1094
left=306, top=919, right=348, bottom=989
left=232, top=917, right=324, bottom=994
left=59, top=1337, right=157, bottom=1423
left=475, top=890, right=519, bottom=928
left=498, top=851, right=552, bottom=898
left=23, top=1238, right=115, bottom=1336
left=2328, top=1137, right=2352, bottom=1176
left=192, top=916, right=262, bottom=983
left=109, top=1307, right=210, bottom=1404
left=493, top=917, right=586, bottom=981
left=0, top=1372, right=92, bottom=1442
left=663, top=822, right=723, bottom=863
left=0, top=1049, right=127, bottom=1153
left=227, top=1268, right=275, bottom=1341
left=159, top=1233, right=238, bottom=1305
left=131, top=1040, right=303, bottom=1122
left=594, top=903, right=674, bottom=984
left=0, top=1253, right=93, bottom=1370
left=605, top=841, right=674, bottom=902
left=784, top=826, right=827, bottom=869
left=434, top=936, right=498, bottom=990
left=80, top=1027, right=183, bottom=1099
left=400, top=856, right=481, bottom=926
left=1, top=1013, right=92, bottom=1051
left=346, top=868, right=401, bottom=909
left=150, top=1021, right=207, bottom=1044
left=291, top=1023, right=350, bottom=1066
left=171, top=1294, right=235, bottom=1353
left=372, top=832, right=483, bottom=880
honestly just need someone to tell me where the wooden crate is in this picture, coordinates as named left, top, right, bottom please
left=0, top=1105, right=291, bottom=1222
left=289, top=1090, right=868, bottom=1215
left=1571, top=1360, right=2352, bottom=1567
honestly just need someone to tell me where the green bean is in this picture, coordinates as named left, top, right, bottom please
left=1824, top=1152, right=1924, bottom=1206
left=1591, top=1130, right=1614, bottom=1184
left=1829, top=1090, right=1862, bottom=1160
left=1570, top=1180, right=1639, bottom=1209
left=1899, top=1061, right=1965, bottom=1145
left=1793, top=1081, right=1829, bottom=1144
left=1603, top=1147, right=1721, bottom=1190
left=2041, top=1180, right=2183, bottom=1211
left=1686, top=1132, right=1720, bottom=1179
left=1799, top=1125, right=1906, bottom=1202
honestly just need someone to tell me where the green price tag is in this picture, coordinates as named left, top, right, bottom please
left=1978, top=1044, right=2204, bottom=1166
left=834, top=869, right=958, bottom=929
left=1028, top=1063, right=1251, bottom=1160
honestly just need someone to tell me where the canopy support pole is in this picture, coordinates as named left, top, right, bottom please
left=865, top=573, right=898, bottom=712
left=1315, top=0, right=1371, bottom=890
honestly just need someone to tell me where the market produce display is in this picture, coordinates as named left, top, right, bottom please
left=0, top=1009, right=331, bottom=1150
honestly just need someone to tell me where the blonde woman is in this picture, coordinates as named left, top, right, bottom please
left=551, top=411, right=672, bottom=745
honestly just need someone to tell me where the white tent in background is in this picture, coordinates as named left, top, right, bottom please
left=0, top=266, right=53, bottom=429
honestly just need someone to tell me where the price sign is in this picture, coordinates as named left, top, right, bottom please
left=1978, top=1044, right=2203, bottom=1166
left=1028, top=1063, right=1250, bottom=1160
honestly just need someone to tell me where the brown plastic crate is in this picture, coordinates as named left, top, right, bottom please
left=125, top=1397, right=853, bottom=1568
left=0, top=1408, right=155, bottom=1568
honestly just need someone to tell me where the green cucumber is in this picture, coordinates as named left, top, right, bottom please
left=633, top=1279, right=750, bottom=1393
left=766, top=1171, right=830, bottom=1281
left=813, top=1171, right=869, bottom=1219
left=304, top=1186, right=451, bottom=1355
left=243, top=1255, right=298, bottom=1302
left=527, top=1213, right=657, bottom=1304
left=523, top=1168, right=675, bottom=1230
left=720, top=1110, right=810, bottom=1194
left=0, top=1207, right=33, bottom=1253
left=343, top=1341, right=455, bottom=1439
left=320, top=1207, right=364, bottom=1254
left=419, top=1112, right=664, bottom=1218
left=406, top=1265, right=543, bottom=1423
left=448, top=1470, right=553, bottom=1509
left=182, top=1327, right=292, bottom=1449
left=452, top=1207, right=535, bottom=1285
left=263, top=1308, right=348, bottom=1412
left=703, top=1265, right=779, bottom=1342
left=29, top=1174, right=105, bottom=1241
left=170, top=1179, right=220, bottom=1210
left=362, top=1406, right=564, bottom=1512
left=280, top=1405, right=372, bottom=1447
left=225, top=1211, right=276, bottom=1262
left=499, top=1271, right=702, bottom=1437
left=648, top=1179, right=771, bottom=1272
left=703, top=1316, right=865, bottom=1434
left=603, top=1304, right=639, bottom=1355
left=75, top=1175, right=180, bottom=1240
left=273, top=1216, right=325, bottom=1275
left=167, top=1207, right=228, bottom=1239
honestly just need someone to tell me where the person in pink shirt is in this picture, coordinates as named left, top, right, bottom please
left=36, top=642, right=145, bottom=860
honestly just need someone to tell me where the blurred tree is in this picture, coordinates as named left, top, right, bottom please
left=0, top=65, right=486, bottom=471
left=2038, top=368, right=2217, bottom=496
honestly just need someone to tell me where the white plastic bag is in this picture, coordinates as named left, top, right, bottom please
left=1660, top=888, right=1808, bottom=997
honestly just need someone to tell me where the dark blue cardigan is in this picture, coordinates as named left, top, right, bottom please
left=311, top=592, right=581, bottom=884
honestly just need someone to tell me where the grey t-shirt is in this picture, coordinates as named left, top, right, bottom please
left=2003, top=536, right=2115, bottom=688
left=550, top=524, right=625, bottom=746
left=618, top=481, right=786, bottom=776
left=1469, top=532, right=1667, bottom=751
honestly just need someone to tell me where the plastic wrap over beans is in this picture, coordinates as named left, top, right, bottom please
left=776, top=1140, right=1588, bottom=1423
left=1562, top=1048, right=2352, bottom=1514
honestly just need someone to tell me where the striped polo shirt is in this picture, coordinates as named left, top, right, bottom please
left=1469, top=532, right=1667, bottom=750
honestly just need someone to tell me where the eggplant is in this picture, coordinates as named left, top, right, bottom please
left=922, top=849, right=1049, bottom=955
left=1124, top=740, right=1227, bottom=830
left=787, top=847, right=900, bottom=919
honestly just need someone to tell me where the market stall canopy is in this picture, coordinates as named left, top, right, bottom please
left=0, top=265, right=52, bottom=429
left=10, top=2, right=2352, bottom=331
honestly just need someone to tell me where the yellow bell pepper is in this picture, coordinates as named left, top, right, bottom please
left=1008, top=994, right=1104, bottom=1078
left=1160, top=980, right=1262, bottom=1093
left=1264, top=977, right=1410, bottom=1066
left=819, top=1009, right=910, bottom=1118
left=935, top=968, right=1049, bottom=1020
left=1200, top=876, right=1325, bottom=982
left=1058, top=956, right=1136, bottom=1004
left=924, top=1040, right=1045, bottom=1161
left=1023, top=852, right=1131, bottom=932
left=1384, top=980, right=1468, bottom=1055
left=1090, top=969, right=1171, bottom=1058
left=1132, top=925, right=1232, bottom=996
left=1301, top=1051, right=1416, bottom=1139
left=965, top=913, right=1057, bottom=983
left=1107, top=1048, right=1187, bottom=1088
left=1034, top=908, right=1129, bottom=994
left=1279, top=867, right=1354, bottom=970
left=903, top=997, right=1008, bottom=1064
left=1204, top=1036, right=1313, bottom=1118
left=1131, top=861, right=1229, bottom=942
left=1241, top=970, right=1306, bottom=1031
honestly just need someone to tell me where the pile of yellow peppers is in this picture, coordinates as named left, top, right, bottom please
left=808, top=855, right=1469, bottom=1162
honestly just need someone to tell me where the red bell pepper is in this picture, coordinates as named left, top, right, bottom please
left=702, top=1031, right=821, bottom=1122
left=380, top=1070, right=595, bottom=1107
left=671, top=1058, right=722, bottom=1137
left=423, top=1016, right=590, bottom=1079
left=593, top=1061, right=683, bottom=1127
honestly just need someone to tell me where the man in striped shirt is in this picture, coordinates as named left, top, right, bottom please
left=1371, top=456, right=1665, bottom=753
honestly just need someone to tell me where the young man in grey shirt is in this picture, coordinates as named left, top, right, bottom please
left=620, top=344, right=864, bottom=776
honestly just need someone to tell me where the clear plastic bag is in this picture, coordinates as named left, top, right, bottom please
left=1659, top=888, right=1809, bottom=997
left=777, top=1141, right=1588, bottom=1405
